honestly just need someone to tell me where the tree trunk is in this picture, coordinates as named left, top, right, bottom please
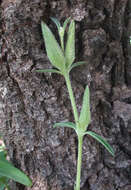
left=0, top=0, right=131, bottom=190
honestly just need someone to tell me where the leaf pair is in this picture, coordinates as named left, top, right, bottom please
left=0, top=151, right=32, bottom=187
left=50, top=17, right=70, bottom=37
left=53, top=122, right=114, bottom=156
left=36, top=18, right=88, bottom=75
left=37, top=18, right=75, bottom=75
left=51, top=17, right=71, bottom=51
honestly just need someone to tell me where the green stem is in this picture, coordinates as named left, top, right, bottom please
left=64, top=73, right=83, bottom=190
left=75, top=135, right=83, bottom=190
left=64, top=73, right=79, bottom=126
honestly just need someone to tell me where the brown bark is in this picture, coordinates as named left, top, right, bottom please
left=0, top=0, right=131, bottom=190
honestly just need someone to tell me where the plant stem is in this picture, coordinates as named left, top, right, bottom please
left=64, top=73, right=79, bottom=126
left=65, top=73, right=83, bottom=190
left=75, top=135, right=83, bottom=190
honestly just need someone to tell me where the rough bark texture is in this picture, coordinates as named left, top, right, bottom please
left=0, top=0, right=131, bottom=190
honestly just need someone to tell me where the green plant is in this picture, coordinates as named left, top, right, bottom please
left=0, top=139, right=32, bottom=190
left=36, top=18, right=114, bottom=190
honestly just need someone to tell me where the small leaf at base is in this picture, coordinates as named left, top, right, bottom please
left=85, top=131, right=114, bottom=156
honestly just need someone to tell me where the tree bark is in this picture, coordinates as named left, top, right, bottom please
left=0, top=0, right=131, bottom=190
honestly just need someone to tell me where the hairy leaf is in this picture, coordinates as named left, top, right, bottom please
left=0, top=160, right=32, bottom=187
left=41, top=22, right=66, bottom=72
left=65, top=20, right=75, bottom=68
left=85, top=131, right=114, bottom=156
left=79, top=86, right=91, bottom=131
left=36, top=69, right=62, bottom=75
left=53, top=122, right=76, bottom=130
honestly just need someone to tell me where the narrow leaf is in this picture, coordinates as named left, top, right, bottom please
left=69, top=61, right=87, bottom=72
left=36, top=69, right=62, bottom=75
left=65, top=20, right=75, bottom=68
left=63, top=17, right=71, bottom=31
left=53, top=122, right=76, bottom=130
left=50, top=17, right=61, bottom=31
left=79, top=86, right=91, bottom=131
left=0, top=160, right=32, bottom=187
left=41, top=22, right=66, bottom=72
left=85, top=131, right=114, bottom=156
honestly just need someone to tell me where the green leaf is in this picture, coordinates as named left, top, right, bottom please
left=65, top=20, right=75, bottom=68
left=85, top=131, right=114, bottom=156
left=63, top=17, right=71, bottom=31
left=0, top=160, right=32, bottom=187
left=41, top=22, right=66, bottom=72
left=0, top=175, right=10, bottom=190
left=0, top=151, right=6, bottom=161
left=79, top=86, right=91, bottom=131
left=36, top=69, right=62, bottom=75
left=53, top=122, right=76, bottom=130
left=50, top=17, right=61, bottom=31
left=69, top=61, right=87, bottom=72
left=0, top=183, right=6, bottom=190
left=0, top=176, right=8, bottom=184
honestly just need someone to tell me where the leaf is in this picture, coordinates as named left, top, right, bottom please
left=69, top=61, right=87, bottom=72
left=0, top=176, right=8, bottom=185
left=50, top=17, right=61, bottom=31
left=0, top=151, right=6, bottom=161
left=85, top=131, right=114, bottom=156
left=63, top=17, right=71, bottom=31
left=65, top=20, right=75, bottom=68
left=41, top=22, right=66, bottom=72
left=53, top=122, right=76, bottom=130
left=0, top=175, right=10, bottom=190
left=36, top=69, right=62, bottom=75
left=79, top=86, right=91, bottom=131
left=0, top=183, right=6, bottom=190
left=0, top=160, right=32, bottom=187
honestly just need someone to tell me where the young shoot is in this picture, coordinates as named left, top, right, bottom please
left=36, top=17, right=114, bottom=190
